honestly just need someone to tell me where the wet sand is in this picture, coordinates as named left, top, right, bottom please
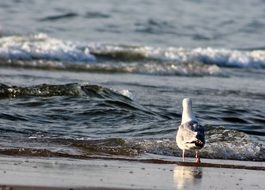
left=0, top=156, right=264, bottom=190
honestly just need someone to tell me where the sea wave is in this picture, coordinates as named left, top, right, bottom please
left=129, top=128, right=264, bottom=161
left=0, top=127, right=264, bottom=161
left=0, top=82, right=264, bottom=161
left=0, top=59, right=222, bottom=76
left=0, top=33, right=95, bottom=62
left=88, top=44, right=265, bottom=69
left=0, top=83, right=132, bottom=100
left=2, top=33, right=263, bottom=68
left=0, top=34, right=265, bottom=75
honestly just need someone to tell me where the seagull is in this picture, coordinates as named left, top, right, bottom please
left=176, top=98, right=205, bottom=163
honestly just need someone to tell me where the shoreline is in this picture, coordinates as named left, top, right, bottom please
left=0, top=156, right=264, bottom=190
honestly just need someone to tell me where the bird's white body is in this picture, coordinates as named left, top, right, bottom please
left=176, top=98, right=205, bottom=163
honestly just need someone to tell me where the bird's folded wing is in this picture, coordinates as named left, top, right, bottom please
left=178, top=124, right=198, bottom=143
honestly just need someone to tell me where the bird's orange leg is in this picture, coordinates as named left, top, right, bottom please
left=196, top=151, right=201, bottom=164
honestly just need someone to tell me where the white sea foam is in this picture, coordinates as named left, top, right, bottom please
left=161, top=47, right=265, bottom=68
left=0, top=33, right=96, bottom=62
left=117, top=89, right=134, bottom=99
left=126, top=128, right=265, bottom=161
left=1, top=34, right=265, bottom=69
left=88, top=44, right=265, bottom=68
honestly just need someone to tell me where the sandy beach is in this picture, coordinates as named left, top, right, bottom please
left=0, top=156, right=264, bottom=190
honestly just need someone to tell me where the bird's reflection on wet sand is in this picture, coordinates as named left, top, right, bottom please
left=173, top=165, right=202, bottom=189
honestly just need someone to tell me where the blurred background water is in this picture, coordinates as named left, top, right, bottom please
left=1, top=0, right=265, bottom=48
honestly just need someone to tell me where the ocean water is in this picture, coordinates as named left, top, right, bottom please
left=0, top=0, right=264, bottom=162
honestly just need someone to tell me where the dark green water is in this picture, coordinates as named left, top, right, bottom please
left=0, top=68, right=264, bottom=161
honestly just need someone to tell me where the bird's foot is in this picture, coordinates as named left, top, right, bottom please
left=196, top=157, right=201, bottom=164
left=195, top=151, right=201, bottom=164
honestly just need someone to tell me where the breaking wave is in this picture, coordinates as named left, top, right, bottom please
left=0, top=33, right=95, bottom=62
left=0, top=127, right=264, bottom=161
left=0, top=83, right=132, bottom=101
left=89, top=44, right=265, bottom=69
left=0, top=34, right=265, bottom=76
